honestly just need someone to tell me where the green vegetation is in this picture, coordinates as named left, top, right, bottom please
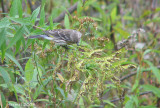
left=0, top=0, right=160, bottom=107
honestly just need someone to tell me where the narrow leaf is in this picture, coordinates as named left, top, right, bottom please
left=1, top=41, right=6, bottom=63
left=103, top=100, right=116, bottom=107
left=7, top=26, right=24, bottom=49
left=5, top=52, right=24, bottom=74
left=0, top=67, right=11, bottom=84
left=9, top=17, right=30, bottom=25
left=49, top=16, right=53, bottom=30
left=0, top=28, right=6, bottom=48
left=25, top=59, right=34, bottom=82
left=143, top=85, right=160, bottom=97
left=15, top=39, right=21, bottom=55
left=10, top=0, right=23, bottom=18
left=145, top=60, right=160, bottom=83
left=39, top=0, right=46, bottom=26
left=0, top=17, right=10, bottom=28
left=17, top=0, right=23, bottom=18
left=77, top=1, right=83, bottom=16
left=10, top=0, right=18, bottom=17
left=1, top=93, right=6, bottom=108
left=111, top=7, right=117, bottom=22
left=31, top=7, right=40, bottom=24
left=64, top=14, right=70, bottom=29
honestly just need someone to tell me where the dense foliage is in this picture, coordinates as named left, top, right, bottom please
left=0, top=0, right=160, bottom=107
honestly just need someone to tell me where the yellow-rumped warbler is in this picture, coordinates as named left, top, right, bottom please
left=29, top=29, right=82, bottom=46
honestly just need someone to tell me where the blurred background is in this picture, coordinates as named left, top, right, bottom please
left=0, top=0, right=160, bottom=107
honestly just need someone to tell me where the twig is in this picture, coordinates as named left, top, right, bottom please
left=33, top=25, right=45, bottom=31
left=52, top=0, right=86, bottom=23
left=120, top=66, right=160, bottom=82
left=1, top=0, right=5, bottom=17
left=120, top=71, right=137, bottom=82
left=110, top=91, right=152, bottom=103
left=107, top=66, right=160, bottom=104
left=28, top=0, right=34, bottom=12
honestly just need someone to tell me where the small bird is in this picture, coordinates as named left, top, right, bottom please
left=29, top=29, right=82, bottom=46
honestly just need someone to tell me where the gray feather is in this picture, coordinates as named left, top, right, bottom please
left=29, top=35, right=53, bottom=40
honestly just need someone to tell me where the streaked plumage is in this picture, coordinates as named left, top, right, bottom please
left=29, top=29, right=82, bottom=46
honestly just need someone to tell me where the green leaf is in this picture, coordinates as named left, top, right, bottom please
left=64, top=14, right=70, bottom=29
left=114, top=27, right=130, bottom=39
left=51, top=8, right=60, bottom=20
left=1, top=93, right=6, bottom=108
left=142, top=85, right=160, bottom=97
left=143, top=49, right=152, bottom=57
left=7, top=26, right=24, bottom=49
left=103, top=100, right=116, bottom=107
left=14, top=84, right=25, bottom=95
left=8, top=101, right=21, bottom=108
left=15, top=39, right=21, bottom=55
left=144, top=60, right=160, bottom=83
left=0, top=67, right=11, bottom=84
left=9, top=17, right=31, bottom=25
left=33, top=76, right=52, bottom=100
left=124, top=95, right=139, bottom=108
left=25, top=59, right=34, bottom=82
left=39, top=0, right=46, bottom=26
left=49, top=16, right=53, bottom=30
left=0, top=28, right=6, bottom=48
left=33, top=85, right=43, bottom=100
left=0, top=17, right=10, bottom=28
left=89, top=17, right=102, bottom=22
left=77, top=1, right=83, bottom=16
left=139, top=105, right=157, bottom=108
left=1, top=42, right=6, bottom=62
left=56, top=87, right=65, bottom=98
left=5, top=52, right=24, bottom=74
left=132, top=95, right=139, bottom=107
left=52, top=23, right=60, bottom=29
left=132, top=79, right=139, bottom=92
left=91, top=2, right=107, bottom=28
left=9, top=71, right=15, bottom=84
left=17, top=0, right=23, bottom=18
left=21, top=35, right=25, bottom=48
left=30, top=69, right=38, bottom=88
left=10, top=0, right=18, bottom=17
left=79, top=97, right=84, bottom=107
left=12, top=85, right=19, bottom=102
left=35, top=99, right=50, bottom=102
left=111, top=6, right=117, bottom=22
left=9, top=0, right=23, bottom=18
left=123, top=16, right=134, bottom=21
left=30, top=7, right=40, bottom=24
left=0, top=28, right=7, bottom=62
left=125, top=98, right=134, bottom=108
left=24, top=39, right=34, bottom=51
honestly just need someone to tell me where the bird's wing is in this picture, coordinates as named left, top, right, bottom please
left=29, top=35, right=53, bottom=40
left=44, top=29, right=71, bottom=42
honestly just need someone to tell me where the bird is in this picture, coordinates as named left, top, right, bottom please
left=29, top=29, right=82, bottom=47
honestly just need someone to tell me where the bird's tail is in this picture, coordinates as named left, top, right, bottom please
left=29, top=35, right=53, bottom=40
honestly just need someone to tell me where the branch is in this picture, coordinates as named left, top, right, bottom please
left=110, top=91, right=152, bottom=103
left=120, top=71, right=137, bottom=82
left=52, top=0, right=86, bottom=23
left=120, top=66, right=160, bottom=82
left=107, top=66, right=160, bottom=104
